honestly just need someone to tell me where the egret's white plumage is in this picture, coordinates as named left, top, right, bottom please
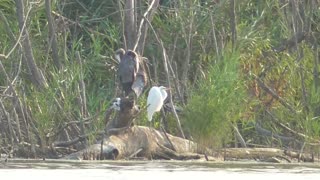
left=147, top=86, right=168, bottom=122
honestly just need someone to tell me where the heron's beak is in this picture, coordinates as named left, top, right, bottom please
left=165, top=87, right=171, bottom=91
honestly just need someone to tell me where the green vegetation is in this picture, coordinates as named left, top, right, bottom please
left=185, top=50, right=246, bottom=147
left=0, top=0, right=320, bottom=158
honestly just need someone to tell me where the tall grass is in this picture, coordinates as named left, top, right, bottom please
left=184, top=50, right=247, bottom=148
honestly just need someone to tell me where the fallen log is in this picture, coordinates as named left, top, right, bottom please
left=284, top=150, right=314, bottom=162
left=63, top=126, right=204, bottom=160
left=224, top=148, right=285, bottom=160
left=61, top=126, right=317, bottom=163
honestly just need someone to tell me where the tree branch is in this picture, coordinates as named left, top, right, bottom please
left=266, top=110, right=316, bottom=142
left=45, top=0, right=61, bottom=70
left=2, top=3, right=32, bottom=59
left=143, top=17, right=185, bottom=139
left=52, top=132, right=102, bottom=148
left=133, top=0, right=159, bottom=54
left=15, top=0, right=47, bottom=89
left=254, top=75, right=296, bottom=113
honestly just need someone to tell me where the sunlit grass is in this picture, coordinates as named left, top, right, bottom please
left=184, top=50, right=246, bottom=148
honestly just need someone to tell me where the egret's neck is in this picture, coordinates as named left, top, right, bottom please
left=160, top=90, right=168, bottom=101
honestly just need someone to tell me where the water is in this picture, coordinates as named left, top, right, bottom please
left=1, top=159, right=320, bottom=180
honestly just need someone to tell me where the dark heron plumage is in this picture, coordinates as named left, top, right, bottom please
left=116, top=49, right=139, bottom=96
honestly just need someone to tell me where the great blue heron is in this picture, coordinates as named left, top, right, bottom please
left=147, top=86, right=169, bottom=122
left=116, top=49, right=139, bottom=96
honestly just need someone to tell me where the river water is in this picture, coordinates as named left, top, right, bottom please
left=1, top=159, right=320, bottom=180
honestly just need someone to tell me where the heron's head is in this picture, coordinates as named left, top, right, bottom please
left=115, top=48, right=125, bottom=63
left=126, top=50, right=139, bottom=71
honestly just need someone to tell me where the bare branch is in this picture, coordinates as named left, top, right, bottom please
left=3, top=3, right=32, bottom=59
left=266, top=110, right=315, bottom=142
left=53, top=132, right=103, bottom=147
left=133, top=0, right=159, bottom=54
left=45, top=0, right=61, bottom=70
left=254, top=75, right=296, bottom=113
left=231, top=124, right=247, bottom=148
left=15, top=0, right=47, bottom=88
left=143, top=17, right=185, bottom=139
left=0, top=56, right=28, bottom=143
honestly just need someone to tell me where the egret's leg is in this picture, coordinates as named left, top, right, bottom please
left=148, top=121, right=151, bottom=130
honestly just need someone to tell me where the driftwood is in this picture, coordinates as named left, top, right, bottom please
left=223, top=148, right=317, bottom=163
left=61, top=93, right=204, bottom=160
left=63, top=126, right=203, bottom=160
left=61, top=125, right=317, bottom=163
left=284, top=150, right=314, bottom=162
left=224, top=148, right=285, bottom=160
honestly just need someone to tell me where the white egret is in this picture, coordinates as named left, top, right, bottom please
left=116, top=49, right=140, bottom=96
left=147, top=86, right=169, bottom=122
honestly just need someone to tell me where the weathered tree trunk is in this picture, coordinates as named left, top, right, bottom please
left=64, top=126, right=203, bottom=160
left=15, top=0, right=47, bottom=89
left=124, top=0, right=136, bottom=50
left=45, top=0, right=61, bottom=70
left=105, top=98, right=139, bottom=132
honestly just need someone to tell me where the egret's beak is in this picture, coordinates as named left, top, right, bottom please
left=165, top=87, right=171, bottom=91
